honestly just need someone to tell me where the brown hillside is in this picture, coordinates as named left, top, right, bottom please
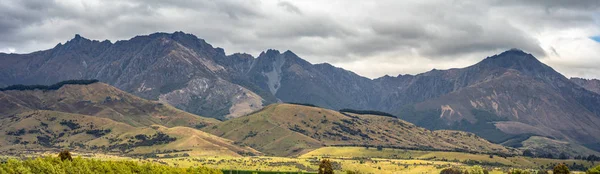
left=0, top=110, right=258, bottom=157
left=0, top=82, right=219, bottom=128
left=204, top=104, right=516, bottom=157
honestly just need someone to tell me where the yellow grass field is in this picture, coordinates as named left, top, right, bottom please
left=3, top=147, right=596, bottom=174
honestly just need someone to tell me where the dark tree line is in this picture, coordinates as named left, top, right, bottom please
left=339, top=109, right=395, bottom=117
left=0, top=79, right=99, bottom=91
left=287, top=102, right=320, bottom=107
left=575, top=154, right=600, bottom=161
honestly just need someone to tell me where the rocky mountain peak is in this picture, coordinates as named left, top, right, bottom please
left=474, top=48, right=560, bottom=79
left=259, top=49, right=281, bottom=57
left=483, top=48, right=537, bottom=64
left=65, top=34, right=92, bottom=45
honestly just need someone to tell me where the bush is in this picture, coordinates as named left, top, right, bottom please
left=440, top=168, right=464, bottom=174
left=522, top=149, right=534, bottom=157
left=318, top=159, right=334, bottom=174
left=553, top=163, right=570, bottom=174
left=588, top=165, right=600, bottom=174
left=58, top=150, right=72, bottom=161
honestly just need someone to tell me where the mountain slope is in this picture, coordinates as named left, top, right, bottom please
left=0, top=32, right=263, bottom=120
left=571, top=77, right=600, bottom=95
left=0, top=82, right=219, bottom=128
left=242, top=50, right=377, bottom=110
left=0, top=110, right=258, bottom=157
left=203, top=103, right=516, bottom=157
left=399, top=50, right=600, bottom=148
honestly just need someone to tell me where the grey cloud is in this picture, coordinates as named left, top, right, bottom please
left=277, top=1, right=302, bottom=14
left=254, top=16, right=352, bottom=38
left=500, top=0, right=600, bottom=10
left=0, top=0, right=598, bottom=79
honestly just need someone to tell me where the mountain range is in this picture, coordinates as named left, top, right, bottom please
left=0, top=81, right=510, bottom=158
left=1, top=31, right=600, bottom=155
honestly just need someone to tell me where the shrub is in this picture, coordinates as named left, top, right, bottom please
left=588, top=165, right=600, bottom=174
left=559, top=153, right=568, bottom=159
left=553, top=163, right=569, bottom=174
left=318, top=159, right=334, bottom=174
left=440, top=168, right=464, bottom=174
left=522, top=149, right=534, bottom=157
left=58, top=150, right=72, bottom=161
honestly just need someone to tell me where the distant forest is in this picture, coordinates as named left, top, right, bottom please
left=0, top=79, right=99, bottom=91
left=339, top=108, right=395, bottom=117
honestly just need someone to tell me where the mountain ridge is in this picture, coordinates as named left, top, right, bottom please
left=2, top=31, right=600, bottom=155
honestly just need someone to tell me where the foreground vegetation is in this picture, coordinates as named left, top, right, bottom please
left=3, top=149, right=600, bottom=174
left=0, top=156, right=222, bottom=174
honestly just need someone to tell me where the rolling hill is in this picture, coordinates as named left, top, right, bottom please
left=0, top=81, right=219, bottom=128
left=0, top=81, right=261, bottom=157
left=203, top=103, right=517, bottom=157
left=0, top=110, right=258, bottom=157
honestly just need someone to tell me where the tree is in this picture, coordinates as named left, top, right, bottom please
left=553, top=163, right=569, bottom=174
left=376, top=145, right=383, bottom=151
left=318, top=159, right=334, bottom=174
left=542, top=153, right=554, bottom=159
left=523, top=150, right=534, bottom=157
left=536, top=170, right=548, bottom=174
left=587, top=155, right=600, bottom=161
left=559, top=153, right=568, bottom=160
left=587, top=164, right=600, bottom=174
left=58, top=150, right=72, bottom=161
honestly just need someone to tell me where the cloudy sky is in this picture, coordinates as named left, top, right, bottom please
left=1, top=0, right=599, bottom=79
